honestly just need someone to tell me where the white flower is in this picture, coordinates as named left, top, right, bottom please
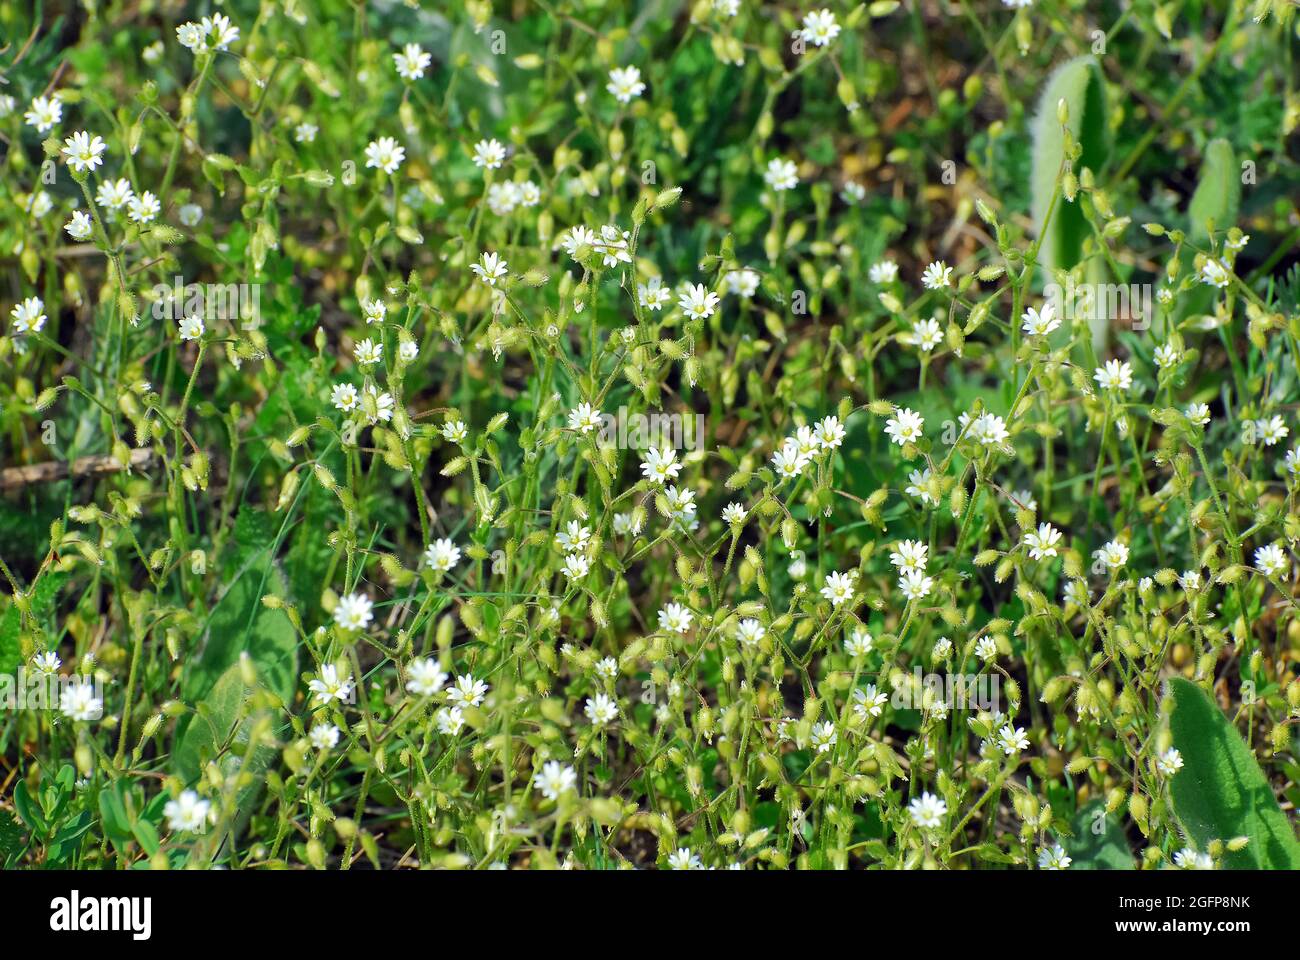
left=1093, top=359, right=1133, bottom=392
left=771, top=441, right=811, bottom=479
left=884, top=407, right=924, bottom=447
left=364, top=136, right=405, bottom=174
left=96, top=178, right=134, bottom=210
left=584, top=692, right=618, bottom=726
left=1199, top=258, right=1231, bottom=288
left=354, top=338, right=382, bottom=365
left=869, top=259, right=899, bottom=284
left=820, top=570, right=857, bottom=607
left=1094, top=539, right=1129, bottom=571
left=889, top=539, right=929, bottom=575
left=921, top=260, right=952, bottom=290
left=998, top=724, right=1029, bottom=755
left=331, top=383, right=360, bottom=412
left=486, top=181, right=522, bottom=216
left=471, top=250, right=508, bottom=285
left=436, top=706, right=465, bottom=735
left=537, top=760, right=577, bottom=801
left=795, top=8, right=841, bottom=46
left=764, top=157, right=798, bottom=191
left=1256, top=415, right=1289, bottom=446
left=1154, top=342, right=1181, bottom=370
left=667, top=847, right=702, bottom=870
left=178, top=204, right=203, bottom=227
left=556, top=520, right=591, bottom=553
left=440, top=420, right=467, bottom=444
left=715, top=0, right=741, bottom=16
left=658, top=602, right=694, bottom=634
left=406, top=657, right=448, bottom=696
left=24, top=190, right=53, bottom=218
left=932, top=637, right=953, bottom=660
left=595, top=225, right=632, bottom=266
left=974, top=635, right=998, bottom=660
left=638, top=277, right=673, bottom=310
left=909, top=791, right=947, bottom=829
left=393, top=43, right=432, bottom=80
left=308, top=664, right=354, bottom=704
left=164, top=790, right=211, bottom=833
left=1020, top=301, right=1059, bottom=337
left=595, top=657, right=618, bottom=681
left=31, top=651, right=61, bottom=676
left=722, top=502, right=747, bottom=525
left=1174, top=848, right=1214, bottom=870
left=1037, top=843, right=1071, bottom=870
left=853, top=685, right=888, bottom=720
left=1157, top=747, right=1184, bottom=777
left=562, top=225, right=598, bottom=259
left=639, top=446, right=681, bottom=485
left=898, top=570, right=933, bottom=602
left=333, top=592, right=374, bottom=631
left=607, top=66, right=646, bottom=103
left=0, top=95, right=12, bottom=118
left=61, top=681, right=102, bottom=721
left=424, top=538, right=461, bottom=572
left=677, top=282, right=720, bottom=320
left=735, top=618, right=766, bottom=646
left=309, top=724, right=341, bottom=750
left=1024, top=523, right=1062, bottom=560
left=295, top=122, right=318, bottom=143
left=724, top=268, right=760, bottom=298
left=447, top=674, right=489, bottom=708
left=809, top=720, right=837, bottom=753
left=126, top=190, right=161, bottom=224
left=61, top=131, right=107, bottom=173
left=399, top=340, right=419, bottom=362
left=178, top=314, right=204, bottom=341
left=1255, top=543, right=1289, bottom=579
left=813, top=415, right=845, bottom=450
left=613, top=512, right=643, bottom=536
left=472, top=138, right=507, bottom=169
left=845, top=628, right=874, bottom=657
left=202, top=13, right=240, bottom=50
left=906, top=469, right=935, bottom=504
left=361, top=299, right=388, bottom=324
left=10, top=296, right=46, bottom=334
left=24, top=95, right=62, bottom=133
left=908, top=317, right=943, bottom=352
left=561, top=552, right=590, bottom=581
left=1185, top=402, right=1211, bottom=426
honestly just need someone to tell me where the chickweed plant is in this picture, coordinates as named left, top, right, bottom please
left=0, top=0, right=1299, bottom=873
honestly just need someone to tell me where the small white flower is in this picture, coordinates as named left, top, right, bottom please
left=908, top=791, right=947, bottom=829
left=809, top=720, right=837, bottom=753
left=906, top=469, right=935, bottom=504
left=1199, top=258, right=1231, bottom=288
left=354, top=338, right=382, bottom=365
left=735, top=618, right=766, bottom=646
left=295, top=122, right=318, bottom=143
left=31, top=651, right=62, bottom=676
left=638, top=277, right=673, bottom=310
left=1174, top=848, right=1214, bottom=870
left=921, top=260, right=952, bottom=290
left=471, top=250, right=508, bottom=285
left=332, top=383, right=360, bottom=412
left=126, top=190, right=161, bottom=224
left=1093, top=359, right=1134, bottom=392
left=308, top=664, right=354, bottom=704
left=1185, top=402, right=1211, bottom=426
left=722, top=502, right=747, bottom=525
left=61, top=131, right=107, bottom=173
left=884, top=407, right=924, bottom=447
left=845, top=628, right=874, bottom=657
left=164, top=790, right=212, bottom=833
left=61, top=681, right=102, bottom=721
left=869, top=259, right=898, bottom=284
left=1154, top=342, right=1182, bottom=370
left=393, top=43, right=432, bottom=80
left=1021, top=302, right=1060, bottom=337
left=607, top=66, right=646, bottom=103
left=406, top=657, right=449, bottom=696
left=1037, top=843, right=1071, bottom=870
left=562, top=552, right=590, bottom=581
left=853, top=684, right=888, bottom=720
left=998, top=724, right=1029, bottom=755
left=974, top=635, right=998, bottom=660
left=24, top=94, right=62, bottom=133
left=898, top=570, right=933, bottom=602
left=639, top=446, right=681, bottom=485
left=178, top=314, right=204, bottom=341
left=472, top=138, right=507, bottom=170
left=424, top=538, right=462, bottom=573
left=667, top=847, right=702, bottom=870
left=820, top=570, right=857, bottom=607
left=908, top=317, right=943, bottom=352
left=178, top=204, right=203, bottom=227
left=364, top=136, right=406, bottom=174
left=1093, top=539, right=1129, bottom=571
left=1256, top=415, right=1289, bottom=446
left=1255, top=543, right=1289, bottom=579
left=724, top=268, right=760, bottom=298
left=536, top=760, right=577, bottom=801
left=889, top=539, right=929, bottom=575
left=10, top=296, right=46, bottom=334
left=764, top=157, right=798, bottom=191
left=677, top=282, right=720, bottom=320
left=96, top=178, right=134, bottom=210
left=658, top=602, right=694, bottom=634
left=1157, top=747, right=1184, bottom=777
left=333, top=592, right=374, bottom=631
left=584, top=692, right=618, bottom=726
left=309, top=724, right=341, bottom=750
left=795, top=8, right=841, bottom=47
left=1023, top=523, right=1062, bottom=560
left=447, top=674, right=489, bottom=708
left=436, top=706, right=465, bottom=735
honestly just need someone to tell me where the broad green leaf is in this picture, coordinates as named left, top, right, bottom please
left=1167, top=677, right=1300, bottom=869
left=183, top=508, right=297, bottom=707
left=1061, top=799, right=1134, bottom=869
left=1031, top=55, right=1111, bottom=275
left=1187, top=139, right=1239, bottom=244
left=173, top=662, right=251, bottom=783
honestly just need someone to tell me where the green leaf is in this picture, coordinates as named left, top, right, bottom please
left=1167, top=677, right=1300, bottom=869
left=1031, top=55, right=1111, bottom=275
left=173, top=662, right=251, bottom=783
left=1187, top=139, right=1239, bottom=244
left=183, top=508, right=297, bottom=708
left=1061, top=799, right=1134, bottom=869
